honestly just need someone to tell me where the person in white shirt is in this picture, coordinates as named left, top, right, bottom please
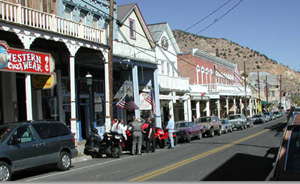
left=111, top=118, right=127, bottom=141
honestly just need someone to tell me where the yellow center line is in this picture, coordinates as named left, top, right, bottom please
left=129, top=129, right=269, bottom=181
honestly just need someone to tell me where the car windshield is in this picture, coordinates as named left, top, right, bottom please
left=228, top=115, right=238, bottom=120
left=286, top=126, right=300, bottom=172
left=0, top=126, right=14, bottom=142
left=197, top=117, right=211, bottom=123
left=175, top=123, right=189, bottom=128
left=222, top=120, right=227, bottom=124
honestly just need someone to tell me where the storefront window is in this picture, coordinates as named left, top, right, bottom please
left=42, top=89, right=58, bottom=121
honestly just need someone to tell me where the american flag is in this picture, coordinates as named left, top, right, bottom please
left=116, top=94, right=139, bottom=111
left=145, top=89, right=156, bottom=115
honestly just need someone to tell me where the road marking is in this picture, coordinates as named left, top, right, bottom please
left=129, top=129, right=270, bottom=181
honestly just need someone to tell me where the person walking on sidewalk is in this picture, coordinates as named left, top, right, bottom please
left=166, top=115, right=175, bottom=149
left=145, top=117, right=156, bottom=153
left=129, top=118, right=144, bottom=155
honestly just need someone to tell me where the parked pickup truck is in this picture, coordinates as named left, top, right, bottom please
left=227, top=114, right=247, bottom=130
left=196, top=116, right=222, bottom=137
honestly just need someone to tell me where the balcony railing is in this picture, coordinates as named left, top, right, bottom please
left=0, top=0, right=106, bottom=45
left=158, top=74, right=190, bottom=91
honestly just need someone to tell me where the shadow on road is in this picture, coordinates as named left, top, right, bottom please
left=203, top=147, right=279, bottom=181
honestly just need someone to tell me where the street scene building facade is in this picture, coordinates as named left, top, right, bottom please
left=0, top=0, right=287, bottom=142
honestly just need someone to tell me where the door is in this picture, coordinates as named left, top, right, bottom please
left=80, top=97, right=92, bottom=139
left=8, top=125, right=41, bottom=171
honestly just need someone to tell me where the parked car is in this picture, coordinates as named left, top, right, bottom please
left=268, top=112, right=300, bottom=180
left=263, top=112, right=272, bottom=122
left=252, top=113, right=266, bottom=124
left=246, top=117, right=254, bottom=128
left=195, top=116, right=222, bottom=137
left=0, top=121, right=78, bottom=181
left=227, top=114, right=247, bottom=130
left=220, top=119, right=233, bottom=133
left=272, top=111, right=282, bottom=118
left=175, top=121, right=204, bottom=143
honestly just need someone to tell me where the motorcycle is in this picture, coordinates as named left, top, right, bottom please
left=154, top=127, right=178, bottom=148
left=154, top=127, right=167, bottom=148
left=84, top=129, right=123, bottom=158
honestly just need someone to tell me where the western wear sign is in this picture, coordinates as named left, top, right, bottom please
left=0, top=41, right=54, bottom=75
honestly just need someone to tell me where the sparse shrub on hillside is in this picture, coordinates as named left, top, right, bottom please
left=235, top=47, right=240, bottom=51
left=257, top=65, right=261, bottom=69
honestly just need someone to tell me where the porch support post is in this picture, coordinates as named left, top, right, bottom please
left=103, top=51, right=111, bottom=132
left=132, top=65, right=140, bottom=119
left=66, top=42, right=80, bottom=136
left=249, top=98, right=253, bottom=117
left=217, top=99, right=221, bottom=119
left=196, top=101, right=200, bottom=118
left=240, top=98, right=243, bottom=114
left=18, top=33, right=36, bottom=121
left=226, top=98, right=229, bottom=116
left=206, top=100, right=210, bottom=116
left=25, top=74, right=33, bottom=121
left=184, top=99, right=188, bottom=121
left=153, top=69, right=162, bottom=128
left=233, top=98, right=237, bottom=115
left=187, top=95, right=192, bottom=121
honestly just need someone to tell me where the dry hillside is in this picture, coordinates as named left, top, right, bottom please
left=173, top=30, right=300, bottom=93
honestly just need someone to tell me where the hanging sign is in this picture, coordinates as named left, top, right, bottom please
left=32, top=72, right=57, bottom=90
left=0, top=41, right=54, bottom=75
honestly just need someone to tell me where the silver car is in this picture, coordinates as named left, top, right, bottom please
left=221, top=119, right=233, bottom=133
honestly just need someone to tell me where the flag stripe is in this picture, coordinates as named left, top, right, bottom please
left=116, top=94, right=138, bottom=111
left=145, top=89, right=156, bottom=115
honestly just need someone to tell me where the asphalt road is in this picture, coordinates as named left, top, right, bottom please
left=14, top=115, right=287, bottom=182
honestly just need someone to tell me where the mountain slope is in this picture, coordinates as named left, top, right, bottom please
left=173, top=29, right=300, bottom=93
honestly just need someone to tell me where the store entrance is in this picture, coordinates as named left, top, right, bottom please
left=79, top=96, right=93, bottom=139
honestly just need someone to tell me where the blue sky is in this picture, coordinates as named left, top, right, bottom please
left=116, top=0, right=300, bottom=71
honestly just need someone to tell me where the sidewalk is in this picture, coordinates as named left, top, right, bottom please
left=72, top=140, right=92, bottom=163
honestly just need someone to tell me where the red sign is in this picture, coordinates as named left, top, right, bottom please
left=0, top=41, right=54, bottom=75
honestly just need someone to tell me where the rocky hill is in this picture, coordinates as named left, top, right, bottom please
left=173, top=29, right=300, bottom=93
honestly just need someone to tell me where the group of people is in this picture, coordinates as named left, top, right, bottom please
left=110, top=114, right=175, bottom=155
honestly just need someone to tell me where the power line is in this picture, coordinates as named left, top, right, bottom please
left=195, top=0, right=244, bottom=35
left=184, top=0, right=232, bottom=32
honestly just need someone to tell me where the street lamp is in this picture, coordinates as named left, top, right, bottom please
left=85, top=72, right=94, bottom=133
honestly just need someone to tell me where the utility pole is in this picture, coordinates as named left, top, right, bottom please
left=279, top=74, right=282, bottom=111
left=257, top=71, right=260, bottom=112
left=109, top=0, right=114, bottom=125
left=266, top=75, right=268, bottom=103
left=243, top=61, right=248, bottom=117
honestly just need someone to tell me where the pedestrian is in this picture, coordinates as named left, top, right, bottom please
left=129, top=117, right=144, bottom=155
left=166, top=114, right=175, bottom=149
left=111, top=118, right=127, bottom=141
left=145, top=117, right=156, bottom=153
left=192, top=115, right=197, bottom=123
left=112, top=117, right=118, bottom=124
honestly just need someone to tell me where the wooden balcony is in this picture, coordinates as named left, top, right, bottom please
left=0, top=0, right=107, bottom=45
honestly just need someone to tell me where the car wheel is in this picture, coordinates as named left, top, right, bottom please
left=57, top=151, right=71, bottom=171
left=174, top=136, right=178, bottom=145
left=0, top=161, right=11, bottom=181
left=186, top=133, right=191, bottom=142
left=217, top=127, right=222, bottom=135
left=240, top=124, right=244, bottom=130
left=209, top=128, right=214, bottom=137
